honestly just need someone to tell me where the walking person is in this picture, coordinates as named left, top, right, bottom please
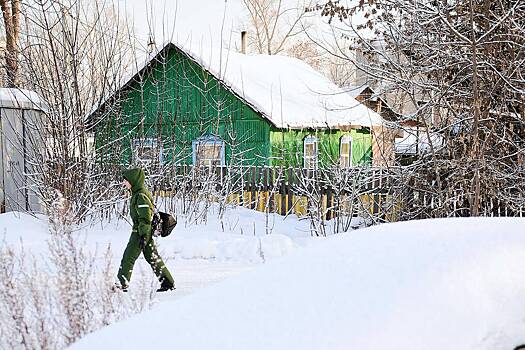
left=115, top=167, right=175, bottom=292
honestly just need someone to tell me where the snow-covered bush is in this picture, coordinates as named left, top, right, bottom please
left=0, top=232, right=154, bottom=350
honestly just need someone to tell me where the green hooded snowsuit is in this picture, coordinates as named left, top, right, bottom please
left=117, top=168, right=174, bottom=289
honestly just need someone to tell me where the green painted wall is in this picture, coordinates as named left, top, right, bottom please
left=96, top=45, right=272, bottom=166
left=269, top=128, right=372, bottom=167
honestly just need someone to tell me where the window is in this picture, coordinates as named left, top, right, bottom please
left=192, top=135, right=225, bottom=167
left=340, top=135, right=353, bottom=168
left=303, top=135, right=318, bottom=169
left=45, top=136, right=57, bottom=159
left=86, top=133, right=95, bottom=155
left=132, top=138, right=163, bottom=164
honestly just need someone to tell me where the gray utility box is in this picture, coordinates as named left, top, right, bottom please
left=0, top=88, right=46, bottom=213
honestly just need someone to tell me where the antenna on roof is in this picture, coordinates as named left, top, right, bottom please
left=147, top=33, right=156, bottom=54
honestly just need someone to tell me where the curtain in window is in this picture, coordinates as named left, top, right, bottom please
left=192, top=135, right=225, bottom=167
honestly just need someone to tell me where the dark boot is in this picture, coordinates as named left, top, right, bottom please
left=157, top=278, right=175, bottom=292
left=112, top=283, right=128, bottom=293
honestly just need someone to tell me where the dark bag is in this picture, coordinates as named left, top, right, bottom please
left=151, top=211, right=177, bottom=237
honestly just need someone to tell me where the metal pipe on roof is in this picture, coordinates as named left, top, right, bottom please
left=241, top=31, right=247, bottom=54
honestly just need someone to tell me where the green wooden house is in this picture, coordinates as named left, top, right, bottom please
left=89, top=42, right=382, bottom=169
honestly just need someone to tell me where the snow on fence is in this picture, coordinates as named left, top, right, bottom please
left=144, top=165, right=524, bottom=224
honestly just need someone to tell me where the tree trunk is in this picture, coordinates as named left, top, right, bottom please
left=469, top=0, right=481, bottom=216
left=0, top=0, right=20, bottom=87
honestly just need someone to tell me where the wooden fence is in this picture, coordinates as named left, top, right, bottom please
left=148, top=164, right=525, bottom=222
left=151, top=165, right=400, bottom=222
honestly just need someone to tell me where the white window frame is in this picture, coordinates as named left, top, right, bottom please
left=303, top=135, right=318, bottom=169
left=340, top=135, right=353, bottom=168
left=132, top=138, right=163, bottom=165
left=192, top=135, right=225, bottom=167
left=86, top=134, right=95, bottom=156
left=45, top=136, right=57, bottom=160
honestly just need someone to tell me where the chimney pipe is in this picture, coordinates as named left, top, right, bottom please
left=241, top=31, right=247, bottom=54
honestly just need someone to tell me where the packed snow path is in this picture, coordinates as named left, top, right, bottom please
left=0, top=208, right=311, bottom=300
left=154, top=260, right=255, bottom=299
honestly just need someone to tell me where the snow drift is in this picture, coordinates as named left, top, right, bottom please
left=69, top=217, right=525, bottom=350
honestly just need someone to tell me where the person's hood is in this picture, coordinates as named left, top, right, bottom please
left=122, top=168, right=145, bottom=193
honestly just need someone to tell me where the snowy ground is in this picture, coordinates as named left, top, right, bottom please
left=0, top=207, right=320, bottom=301
left=3, top=210, right=525, bottom=350
left=1, top=206, right=326, bottom=349
left=68, top=216, right=525, bottom=350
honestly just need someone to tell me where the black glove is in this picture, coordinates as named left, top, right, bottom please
left=139, top=236, right=146, bottom=250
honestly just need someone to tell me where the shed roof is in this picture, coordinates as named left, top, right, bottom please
left=90, top=41, right=382, bottom=129
left=0, top=88, right=47, bottom=111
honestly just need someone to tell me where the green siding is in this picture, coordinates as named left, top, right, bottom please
left=96, top=46, right=272, bottom=166
left=269, top=128, right=372, bottom=167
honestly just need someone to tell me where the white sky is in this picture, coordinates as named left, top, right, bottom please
left=118, top=0, right=247, bottom=52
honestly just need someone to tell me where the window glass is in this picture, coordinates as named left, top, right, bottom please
left=340, top=135, right=352, bottom=167
left=193, top=135, right=224, bottom=167
left=133, top=138, right=162, bottom=164
left=304, top=135, right=318, bottom=169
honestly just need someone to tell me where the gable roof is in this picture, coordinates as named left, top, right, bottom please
left=90, top=41, right=383, bottom=129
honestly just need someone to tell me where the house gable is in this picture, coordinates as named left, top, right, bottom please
left=95, top=44, right=272, bottom=166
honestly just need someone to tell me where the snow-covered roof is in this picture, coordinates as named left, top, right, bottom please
left=346, top=84, right=370, bottom=99
left=92, top=41, right=382, bottom=129
left=345, top=84, right=411, bottom=118
left=0, top=88, right=47, bottom=111
left=395, top=127, right=444, bottom=155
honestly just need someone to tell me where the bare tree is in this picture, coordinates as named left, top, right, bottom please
left=310, top=0, right=525, bottom=218
left=16, top=0, right=136, bottom=221
left=0, top=0, right=20, bottom=86
left=241, top=0, right=314, bottom=55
